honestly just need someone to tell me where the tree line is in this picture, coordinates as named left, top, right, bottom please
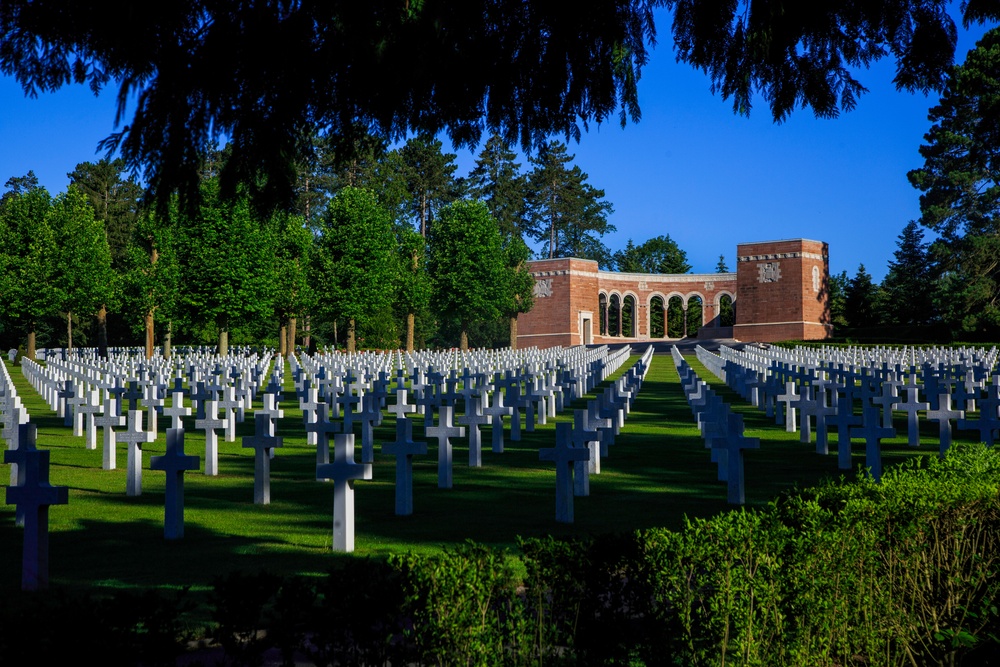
left=0, top=134, right=665, bottom=357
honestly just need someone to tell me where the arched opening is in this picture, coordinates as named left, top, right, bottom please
left=686, top=295, right=703, bottom=337
left=608, top=294, right=621, bottom=337
left=667, top=296, right=685, bottom=338
left=623, top=295, right=637, bottom=337
left=649, top=296, right=666, bottom=338
left=599, top=293, right=608, bottom=335
left=719, top=294, right=735, bottom=327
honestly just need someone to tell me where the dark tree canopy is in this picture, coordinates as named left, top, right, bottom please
left=3, top=1, right=994, bottom=212
left=668, top=0, right=994, bottom=121
left=0, top=0, right=657, bottom=212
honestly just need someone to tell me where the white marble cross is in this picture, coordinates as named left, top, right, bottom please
left=150, top=427, right=200, bottom=539
left=316, top=433, right=372, bottom=552
left=426, top=404, right=465, bottom=489
left=483, top=389, right=513, bottom=454
left=4, top=424, right=69, bottom=591
left=539, top=422, right=589, bottom=523
left=242, top=413, right=283, bottom=504
left=382, top=417, right=427, bottom=516
left=195, top=399, right=226, bottom=475
left=94, top=397, right=125, bottom=470
left=571, top=409, right=599, bottom=497
left=849, top=405, right=895, bottom=482
left=77, top=389, right=103, bottom=450
left=896, top=376, right=928, bottom=447
left=162, top=390, right=192, bottom=431
left=926, top=391, right=964, bottom=457
left=456, top=393, right=490, bottom=467
left=117, top=409, right=156, bottom=496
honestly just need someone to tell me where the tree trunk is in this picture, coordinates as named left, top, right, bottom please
left=145, top=244, right=159, bottom=360
left=406, top=312, right=415, bottom=352
left=67, top=312, right=73, bottom=352
left=165, top=321, right=172, bottom=359
left=288, top=317, right=297, bottom=356
left=549, top=187, right=556, bottom=258
left=144, top=310, right=155, bottom=359
left=303, top=315, right=311, bottom=350
left=279, top=323, right=288, bottom=356
left=27, top=329, right=36, bottom=361
left=97, top=304, right=108, bottom=359
left=219, top=329, right=229, bottom=357
left=420, top=193, right=428, bottom=237
left=509, top=316, right=518, bottom=350
left=347, top=318, right=356, bottom=353
left=460, top=327, right=469, bottom=352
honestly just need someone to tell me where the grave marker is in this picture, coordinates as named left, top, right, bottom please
left=150, top=428, right=200, bottom=539
left=316, top=434, right=372, bottom=553
left=242, top=413, right=283, bottom=504
left=539, top=422, right=589, bottom=523
left=382, top=417, right=427, bottom=515
left=4, top=424, right=69, bottom=591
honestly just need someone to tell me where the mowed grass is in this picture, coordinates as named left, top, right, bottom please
left=0, top=352, right=965, bottom=596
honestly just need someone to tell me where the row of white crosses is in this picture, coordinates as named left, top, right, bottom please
left=3, top=361, right=73, bottom=591
left=1, top=362, right=31, bottom=488
left=5, top=344, right=637, bottom=560
left=540, top=346, right=654, bottom=522
left=673, top=347, right=759, bottom=504
left=288, top=345, right=637, bottom=544
left=22, top=348, right=278, bottom=472
left=704, top=343, right=1000, bottom=481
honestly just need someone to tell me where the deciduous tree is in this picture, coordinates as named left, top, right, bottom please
left=0, top=174, right=55, bottom=358
left=67, top=157, right=143, bottom=356
left=49, top=187, right=115, bottom=351
left=315, top=187, right=398, bottom=352
left=397, top=226, right=432, bottom=352
left=428, top=200, right=506, bottom=350
left=176, top=182, right=278, bottom=355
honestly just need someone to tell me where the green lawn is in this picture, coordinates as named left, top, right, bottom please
left=0, top=352, right=950, bottom=596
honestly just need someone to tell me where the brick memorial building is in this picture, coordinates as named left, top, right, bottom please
left=516, top=238, right=831, bottom=347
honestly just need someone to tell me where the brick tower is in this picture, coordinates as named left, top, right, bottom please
left=732, top=239, right=831, bottom=342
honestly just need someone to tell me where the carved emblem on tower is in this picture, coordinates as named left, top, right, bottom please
left=757, top=262, right=781, bottom=283
left=533, top=278, right=553, bottom=298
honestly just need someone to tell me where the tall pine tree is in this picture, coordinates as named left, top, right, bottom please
left=882, top=221, right=935, bottom=326
left=468, top=135, right=529, bottom=237
left=526, top=141, right=614, bottom=265
left=908, top=28, right=1000, bottom=333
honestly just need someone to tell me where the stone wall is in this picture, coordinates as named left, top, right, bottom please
left=516, top=238, right=831, bottom=348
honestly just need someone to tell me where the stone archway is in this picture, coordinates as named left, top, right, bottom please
left=622, top=294, right=637, bottom=337
left=649, top=295, right=666, bottom=338
left=719, top=293, right=735, bottom=327
left=599, top=293, right=608, bottom=335
left=608, top=294, right=622, bottom=337
left=686, top=295, right=703, bottom=337
left=667, top=295, right=685, bottom=338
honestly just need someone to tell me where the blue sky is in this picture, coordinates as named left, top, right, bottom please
left=1, top=13, right=993, bottom=281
